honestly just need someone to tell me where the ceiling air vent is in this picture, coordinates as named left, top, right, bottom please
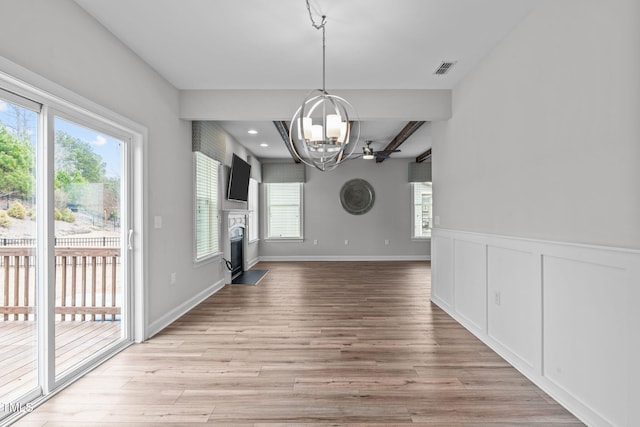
left=434, top=61, right=456, bottom=75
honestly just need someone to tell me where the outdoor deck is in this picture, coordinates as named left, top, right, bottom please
left=0, top=243, right=123, bottom=403
left=0, top=320, right=121, bottom=400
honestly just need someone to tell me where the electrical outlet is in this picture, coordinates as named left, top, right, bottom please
left=313, top=239, right=318, bottom=245
left=434, top=215, right=440, bottom=226
left=384, top=239, right=389, bottom=245
left=154, top=215, right=162, bottom=229
left=344, top=240, right=349, bottom=245
left=494, top=291, right=501, bottom=306
left=170, top=272, right=176, bottom=285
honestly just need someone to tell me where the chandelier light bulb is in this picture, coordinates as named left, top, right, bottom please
left=338, top=122, right=347, bottom=144
left=311, top=124, right=323, bottom=142
left=326, top=114, right=341, bottom=140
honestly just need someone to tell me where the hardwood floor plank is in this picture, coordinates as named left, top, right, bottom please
left=15, top=261, right=582, bottom=425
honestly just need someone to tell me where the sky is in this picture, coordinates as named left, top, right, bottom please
left=0, top=98, right=121, bottom=179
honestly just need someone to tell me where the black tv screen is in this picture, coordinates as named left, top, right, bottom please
left=227, top=154, right=251, bottom=202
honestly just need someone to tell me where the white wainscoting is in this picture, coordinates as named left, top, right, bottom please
left=430, top=228, right=640, bottom=427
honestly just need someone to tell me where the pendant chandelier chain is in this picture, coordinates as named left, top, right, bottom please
left=306, top=0, right=327, bottom=93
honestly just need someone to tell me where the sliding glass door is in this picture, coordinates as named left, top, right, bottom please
left=0, top=87, right=133, bottom=421
left=52, top=115, right=128, bottom=379
left=0, top=89, right=40, bottom=414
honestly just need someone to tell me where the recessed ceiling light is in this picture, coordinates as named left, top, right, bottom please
left=260, top=143, right=269, bottom=147
left=248, top=129, right=258, bottom=134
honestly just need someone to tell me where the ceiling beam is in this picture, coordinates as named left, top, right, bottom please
left=273, top=121, right=301, bottom=163
left=415, top=148, right=432, bottom=163
left=376, top=121, right=426, bottom=163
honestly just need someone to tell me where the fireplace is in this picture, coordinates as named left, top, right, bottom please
left=223, top=211, right=248, bottom=284
left=229, top=225, right=244, bottom=279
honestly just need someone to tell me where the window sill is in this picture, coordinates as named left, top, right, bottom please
left=248, top=238, right=260, bottom=244
left=265, top=238, right=304, bottom=243
left=194, top=251, right=222, bottom=267
left=411, top=237, right=432, bottom=242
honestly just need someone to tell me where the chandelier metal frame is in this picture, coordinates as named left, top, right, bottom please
left=288, top=0, right=360, bottom=172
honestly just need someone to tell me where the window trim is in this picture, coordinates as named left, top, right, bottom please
left=264, top=182, right=304, bottom=242
left=193, top=152, right=222, bottom=264
left=411, top=182, right=432, bottom=241
left=247, top=178, right=259, bottom=244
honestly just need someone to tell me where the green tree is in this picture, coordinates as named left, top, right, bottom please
left=55, top=131, right=105, bottom=183
left=0, top=124, right=34, bottom=199
left=55, top=170, right=87, bottom=190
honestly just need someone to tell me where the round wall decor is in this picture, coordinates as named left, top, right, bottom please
left=339, top=178, right=375, bottom=215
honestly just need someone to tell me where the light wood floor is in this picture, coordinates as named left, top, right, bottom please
left=16, top=261, right=582, bottom=426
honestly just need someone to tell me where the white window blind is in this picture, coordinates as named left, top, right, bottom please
left=412, top=182, right=432, bottom=238
left=248, top=178, right=259, bottom=242
left=195, top=152, right=219, bottom=260
left=266, top=183, right=302, bottom=239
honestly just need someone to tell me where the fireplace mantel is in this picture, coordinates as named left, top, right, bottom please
left=224, top=210, right=248, bottom=230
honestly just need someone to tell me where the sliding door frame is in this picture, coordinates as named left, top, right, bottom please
left=0, top=58, right=147, bottom=424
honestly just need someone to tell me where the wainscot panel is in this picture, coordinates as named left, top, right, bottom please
left=431, top=234, right=454, bottom=308
left=543, top=254, right=628, bottom=427
left=453, top=239, right=487, bottom=334
left=487, top=245, right=540, bottom=372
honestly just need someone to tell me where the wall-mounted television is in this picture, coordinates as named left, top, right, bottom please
left=227, top=154, right=251, bottom=202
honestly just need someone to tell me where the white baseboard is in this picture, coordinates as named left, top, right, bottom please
left=431, top=228, right=640, bottom=427
left=146, top=278, right=225, bottom=339
left=247, top=256, right=260, bottom=269
left=259, top=255, right=430, bottom=262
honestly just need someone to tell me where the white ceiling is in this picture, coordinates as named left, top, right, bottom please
left=74, top=0, right=539, bottom=159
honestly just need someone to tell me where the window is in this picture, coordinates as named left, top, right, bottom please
left=248, top=178, right=259, bottom=242
left=266, top=182, right=303, bottom=239
left=412, top=182, right=432, bottom=239
left=194, top=152, right=219, bottom=260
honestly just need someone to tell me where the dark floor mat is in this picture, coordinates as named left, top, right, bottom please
left=231, top=269, right=268, bottom=285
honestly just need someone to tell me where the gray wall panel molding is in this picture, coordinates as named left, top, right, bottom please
left=262, top=163, right=306, bottom=183
left=192, top=121, right=226, bottom=163
left=408, top=161, right=432, bottom=182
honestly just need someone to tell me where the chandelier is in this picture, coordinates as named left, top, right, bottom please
left=288, top=0, right=360, bottom=172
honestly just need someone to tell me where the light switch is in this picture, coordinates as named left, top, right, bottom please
left=154, top=216, right=162, bottom=229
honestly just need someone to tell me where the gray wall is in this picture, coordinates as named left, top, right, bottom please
left=431, top=0, right=640, bottom=249
left=0, top=0, right=225, bottom=329
left=260, top=158, right=430, bottom=259
left=218, top=133, right=260, bottom=266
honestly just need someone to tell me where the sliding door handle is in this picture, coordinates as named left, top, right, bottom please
left=128, top=229, right=134, bottom=250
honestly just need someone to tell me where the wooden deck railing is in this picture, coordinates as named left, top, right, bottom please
left=0, top=247, right=121, bottom=321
